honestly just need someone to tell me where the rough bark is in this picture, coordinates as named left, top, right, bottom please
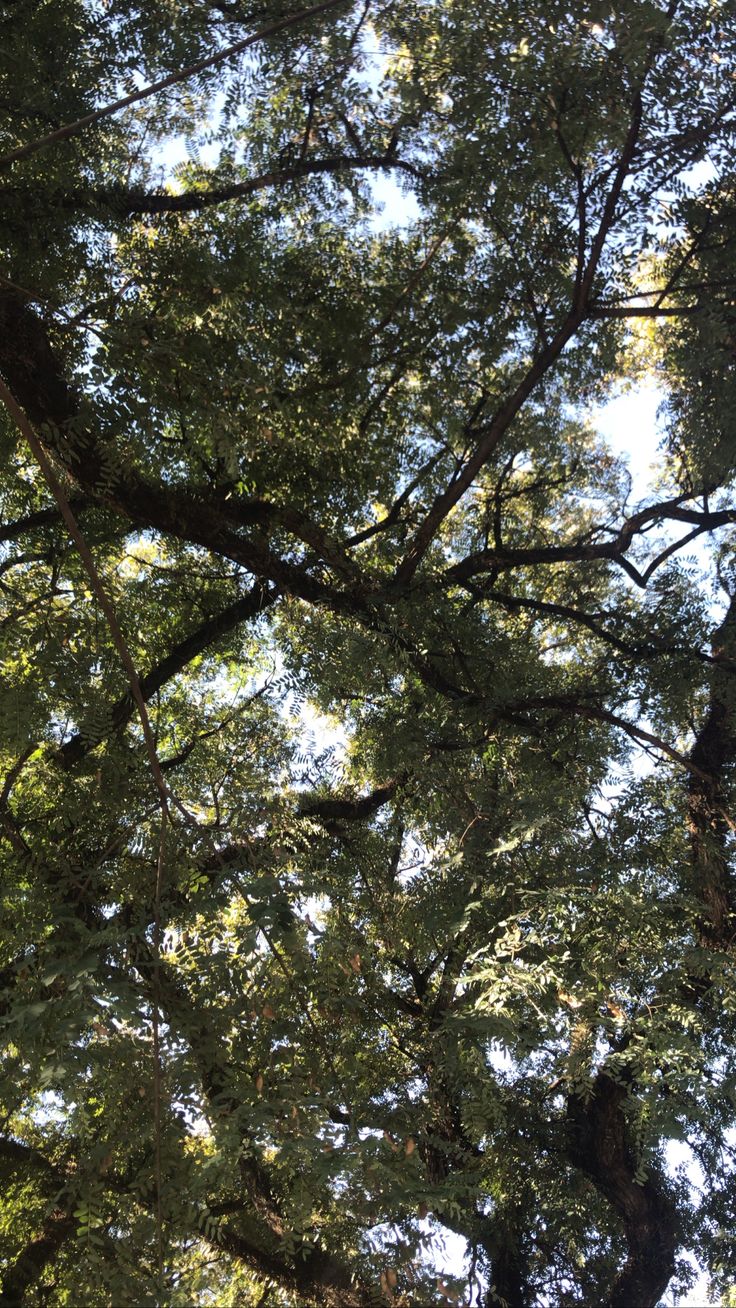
left=567, top=1073, right=677, bottom=1308
left=483, top=1223, right=526, bottom=1308
left=687, top=592, right=736, bottom=950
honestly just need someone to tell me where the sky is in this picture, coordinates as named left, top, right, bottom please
left=596, top=383, right=663, bottom=495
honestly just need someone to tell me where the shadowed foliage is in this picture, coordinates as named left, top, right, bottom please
left=2, top=1, right=736, bottom=1304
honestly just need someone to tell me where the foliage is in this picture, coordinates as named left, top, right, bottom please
left=1, top=1, right=736, bottom=1305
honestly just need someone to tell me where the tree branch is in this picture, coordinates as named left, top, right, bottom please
left=58, top=581, right=278, bottom=768
left=147, top=960, right=376, bottom=1308
left=475, top=587, right=715, bottom=665
left=567, top=1071, right=677, bottom=1308
left=588, top=303, right=702, bottom=318
left=0, top=152, right=423, bottom=227
left=687, top=593, right=736, bottom=948
left=447, top=496, right=736, bottom=587
left=0, top=500, right=88, bottom=543
left=509, top=695, right=714, bottom=783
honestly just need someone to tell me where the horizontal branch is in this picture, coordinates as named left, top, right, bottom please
left=447, top=496, right=736, bottom=587
left=298, top=772, right=404, bottom=829
left=208, top=1219, right=368, bottom=1307
left=76, top=154, right=421, bottom=215
left=0, top=499, right=88, bottom=543
left=588, top=302, right=702, bottom=318
left=188, top=775, right=405, bottom=884
left=0, top=1135, right=60, bottom=1177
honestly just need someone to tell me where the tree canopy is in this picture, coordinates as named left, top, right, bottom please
left=2, top=1, right=736, bottom=1304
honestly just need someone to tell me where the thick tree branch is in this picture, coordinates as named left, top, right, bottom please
left=0, top=291, right=363, bottom=603
left=208, top=1222, right=369, bottom=1307
left=56, top=154, right=422, bottom=214
left=0, top=1127, right=364, bottom=1308
left=447, top=496, right=736, bottom=588
left=687, top=593, right=736, bottom=949
left=298, top=773, right=403, bottom=828
left=0, top=500, right=88, bottom=543
left=567, top=1072, right=677, bottom=1308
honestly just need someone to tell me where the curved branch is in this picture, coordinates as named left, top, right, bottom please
left=209, top=1221, right=369, bottom=1307
left=298, top=772, right=404, bottom=829
left=447, top=496, right=736, bottom=588
left=0, top=290, right=363, bottom=603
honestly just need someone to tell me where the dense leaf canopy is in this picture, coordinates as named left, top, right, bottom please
left=2, top=1, right=736, bottom=1304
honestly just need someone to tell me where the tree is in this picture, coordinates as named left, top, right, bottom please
left=1, top=0, right=736, bottom=1303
